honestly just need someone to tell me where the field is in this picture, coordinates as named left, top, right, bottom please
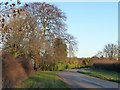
left=78, top=69, right=120, bottom=83
left=17, top=71, right=70, bottom=89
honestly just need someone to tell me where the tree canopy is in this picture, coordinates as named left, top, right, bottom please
left=0, top=1, right=77, bottom=71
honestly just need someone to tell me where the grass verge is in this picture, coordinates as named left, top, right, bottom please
left=77, top=69, right=120, bottom=83
left=17, top=71, right=70, bottom=89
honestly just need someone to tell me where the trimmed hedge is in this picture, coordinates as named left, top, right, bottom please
left=53, top=63, right=80, bottom=71
left=17, top=56, right=34, bottom=76
left=2, top=53, right=27, bottom=88
left=93, top=63, right=120, bottom=72
left=2, top=53, right=34, bottom=88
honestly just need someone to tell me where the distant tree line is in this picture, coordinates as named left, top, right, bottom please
left=94, top=43, right=119, bottom=58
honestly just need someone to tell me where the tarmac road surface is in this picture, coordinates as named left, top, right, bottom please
left=58, top=69, right=119, bottom=90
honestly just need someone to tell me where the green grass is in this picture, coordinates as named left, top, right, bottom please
left=78, top=69, right=120, bottom=83
left=17, top=71, right=70, bottom=89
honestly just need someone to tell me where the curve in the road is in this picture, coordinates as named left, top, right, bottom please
left=58, top=69, right=119, bottom=89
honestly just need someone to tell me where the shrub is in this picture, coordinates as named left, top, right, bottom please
left=66, top=63, right=77, bottom=69
left=17, top=56, right=34, bottom=76
left=54, top=63, right=66, bottom=71
left=81, top=58, right=93, bottom=67
left=2, top=53, right=28, bottom=88
left=93, top=63, right=120, bottom=72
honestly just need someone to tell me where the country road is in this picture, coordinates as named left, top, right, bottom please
left=58, top=69, right=119, bottom=89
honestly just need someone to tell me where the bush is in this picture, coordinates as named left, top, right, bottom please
left=2, top=53, right=28, bottom=88
left=93, top=63, right=120, bottom=72
left=53, top=62, right=80, bottom=71
left=17, top=56, right=34, bottom=76
left=81, top=58, right=93, bottom=67
left=66, top=63, right=76, bottom=69
left=53, top=63, right=66, bottom=71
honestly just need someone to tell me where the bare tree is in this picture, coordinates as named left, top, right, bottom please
left=24, top=2, right=77, bottom=70
left=0, top=0, right=28, bottom=47
left=103, top=43, right=118, bottom=58
left=1, top=1, right=77, bottom=71
left=95, top=43, right=118, bottom=58
left=95, top=51, right=104, bottom=58
left=3, top=12, right=38, bottom=56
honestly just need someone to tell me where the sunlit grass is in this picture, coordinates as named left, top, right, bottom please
left=78, top=69, right=120, bottom=83
left=17, top=71, right=70, bottom=89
